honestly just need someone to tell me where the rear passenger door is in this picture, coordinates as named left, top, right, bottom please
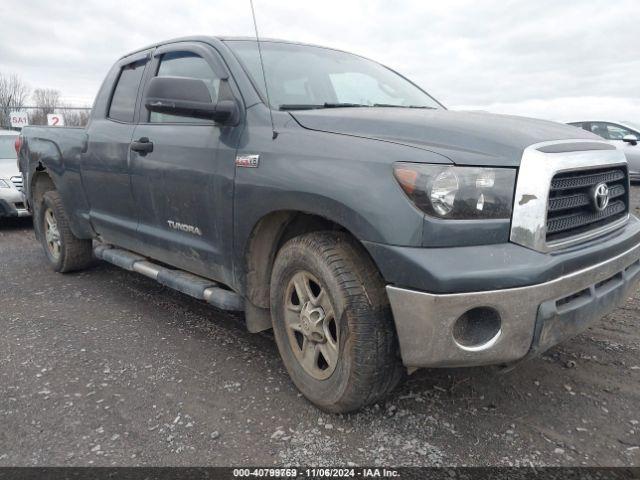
left=130, top=42, right=243, bottom=285
left=82, top=52, right=150, bottom=250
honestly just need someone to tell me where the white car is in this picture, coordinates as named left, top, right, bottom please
left=0, top=129, right=29, bottom=218
left=567, top=120, right=640, bottom=182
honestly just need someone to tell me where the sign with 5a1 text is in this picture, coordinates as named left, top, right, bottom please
left=47, top=114, right=65, bottom=126
left=10, top=111, right=29, bottom=128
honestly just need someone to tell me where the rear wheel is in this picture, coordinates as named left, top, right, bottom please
left=270, top=231, right=404, bottom=413
left=38, top=191, right=93, bottom=273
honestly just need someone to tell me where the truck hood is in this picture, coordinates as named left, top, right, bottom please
left=289, top=108, right=599, bottom=166
left=0, top=158, right=19, bottom=179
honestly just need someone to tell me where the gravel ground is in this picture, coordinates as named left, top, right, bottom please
left=0, top=187, right=638, bottom=467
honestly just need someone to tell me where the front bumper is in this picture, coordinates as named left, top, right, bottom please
left=0, top=188, right=30, bottom=218
left=387, top=241, right=640, bottom=368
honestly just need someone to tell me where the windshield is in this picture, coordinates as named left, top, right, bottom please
left=623, top=121, right=640, bottom=134
left=0, top=135, right=17, bottom=159
left=225, top=40, right=444, bottom=110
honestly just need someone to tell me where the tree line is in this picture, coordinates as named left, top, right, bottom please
left=0, top=72, right=91, bottom=128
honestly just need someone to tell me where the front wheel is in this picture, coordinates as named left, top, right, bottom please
left=270, top=232, right=404, bottom=413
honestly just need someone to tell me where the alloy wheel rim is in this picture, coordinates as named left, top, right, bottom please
left=284, top=270, right=339, bottom=380
left=44, top=208, right=61, bottom=259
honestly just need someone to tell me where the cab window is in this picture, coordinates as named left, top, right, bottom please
left=108, top=59, right=147, bottom=123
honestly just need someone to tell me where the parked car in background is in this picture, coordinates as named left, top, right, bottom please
left=0, top=129, right=29, bottom=218
left=567, top=121, right=640, bottom=182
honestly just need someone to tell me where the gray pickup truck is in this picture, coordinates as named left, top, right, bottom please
left=18, top=36, right=640, bottom=412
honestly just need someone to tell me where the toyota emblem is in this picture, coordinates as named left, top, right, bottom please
left=592, top=182, right=610, bottom=212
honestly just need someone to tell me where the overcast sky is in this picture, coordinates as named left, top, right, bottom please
left=0, top=0, right=638, bottom=121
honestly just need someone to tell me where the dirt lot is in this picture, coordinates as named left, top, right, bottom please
left=0, top=188, right=638, bottom=467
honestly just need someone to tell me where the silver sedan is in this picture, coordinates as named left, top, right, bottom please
left=567, top=120, right=640, bottom=182
left=0, top=129, right=29, bottom=218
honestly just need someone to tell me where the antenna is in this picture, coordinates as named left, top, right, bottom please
left=249, top=0, right=277, bottom=140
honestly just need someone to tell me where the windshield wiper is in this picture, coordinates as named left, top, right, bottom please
left=279, top=104, right=323, bottom=111
left=373, top=104, right=437, bottom=109
left=279, top=103, right=368, bottom=111
left=322, top=102, right=368, bottom=108
left=279, top=103, right=437, bottom=111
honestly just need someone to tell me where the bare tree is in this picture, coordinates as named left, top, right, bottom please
left=30, top=88, right=61, bottom=125
left=60, top=107, right=91, bottom=127
left=0, top=72, right=30, bottom=128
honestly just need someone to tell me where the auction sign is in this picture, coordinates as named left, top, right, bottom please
left=47, top=113, right=65, bottom=126
left=10, top=111, right=29, bottom=128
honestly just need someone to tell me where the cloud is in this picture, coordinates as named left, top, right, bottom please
left=0, top=0, right=638, bottom=121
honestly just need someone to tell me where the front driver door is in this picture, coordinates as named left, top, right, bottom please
left=129, top=42, right=242, bottom=285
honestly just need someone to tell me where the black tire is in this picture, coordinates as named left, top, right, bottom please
left=37, top=190, right=93, bottom=273
left=270, top=231, right=404, bottom=413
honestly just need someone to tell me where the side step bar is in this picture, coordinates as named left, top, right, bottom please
left=94, top=244, right=244, bottom=311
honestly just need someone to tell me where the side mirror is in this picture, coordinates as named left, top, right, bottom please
left=144, top=76, right=238, bottom=124
left=622, top=134, right=638, bottom=146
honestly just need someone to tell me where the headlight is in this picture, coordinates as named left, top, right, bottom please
left=430, top=169, right=459, bottom=216
left=393, top=163, right=516, bottom=219
left=0, top=179, right=10, bottom=189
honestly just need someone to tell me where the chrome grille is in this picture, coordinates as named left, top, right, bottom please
left=546, top=167, right=629, bottom=243
left=10, top=176, right=23, bottom=192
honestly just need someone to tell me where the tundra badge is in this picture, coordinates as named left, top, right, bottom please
left=167, top=220, right=202, bottom=236
left=235, top=154, right=260, bottom=168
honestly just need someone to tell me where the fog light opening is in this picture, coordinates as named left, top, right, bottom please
left=452, top=307, right=502, bottom=351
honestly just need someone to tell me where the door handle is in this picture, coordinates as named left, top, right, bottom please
left=130, top=137, right=154, bottom=154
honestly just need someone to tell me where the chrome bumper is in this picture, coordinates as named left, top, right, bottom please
left=387, top=242, right=640, bottom=368
left=0, top=187, right=29, bottom=217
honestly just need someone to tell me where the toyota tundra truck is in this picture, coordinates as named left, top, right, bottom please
left=17, top=36, right=640, bottom=412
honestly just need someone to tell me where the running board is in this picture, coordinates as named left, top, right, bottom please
left=94, top=244, right=244, bottom=311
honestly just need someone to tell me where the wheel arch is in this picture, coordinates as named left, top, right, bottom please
left=242, top=210, right=385, bottom=332
left=30, top=168, right=57, bottom=241
left=28, top=161, right=95, bottom=240
left=30, top=166, right=56, bottom=207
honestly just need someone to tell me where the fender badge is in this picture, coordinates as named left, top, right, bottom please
left=235, top=154, right=260, bottom=168
left=167, top=220, right=202, bottom=236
